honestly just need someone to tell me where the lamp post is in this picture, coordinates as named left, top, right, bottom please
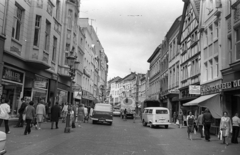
left=64, top=47, right=79, bottom=133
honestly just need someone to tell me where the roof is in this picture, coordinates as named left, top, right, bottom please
left=108, top=76, right=122, bottom=83
left=144, top=107, right=169, bottom=110
left=177, top=0, right=200, bottom=45
left=120, top=72, right=136, bottom=82
left=165, top=15, right=182, bottom=40
left=147, top=44, right=161, bottom=63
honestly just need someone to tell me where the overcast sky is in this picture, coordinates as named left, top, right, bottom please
left=80, top=0, right=184, bottom=80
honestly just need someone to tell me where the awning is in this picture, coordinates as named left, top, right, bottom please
left=183, top=94, right=222, bottom=118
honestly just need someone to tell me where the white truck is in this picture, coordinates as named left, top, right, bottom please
left=120, top=97, right=136, bottom=119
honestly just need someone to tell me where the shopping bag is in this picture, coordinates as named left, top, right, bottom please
left=202, top=126, right=205, bottom=137
left=176, top=119, right=179, bottom=125
left=194, top=128, right=197, bottom=134
left=219, top=130, right=222, bottom=140
left=22, top=114, right=26, bottom=121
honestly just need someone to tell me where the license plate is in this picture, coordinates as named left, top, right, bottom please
left=99, top=119, right=105, bottom=122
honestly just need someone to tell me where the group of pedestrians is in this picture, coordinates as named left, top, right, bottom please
left=179, top=109, right=240, bottom=146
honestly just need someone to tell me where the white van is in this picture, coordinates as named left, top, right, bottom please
left=142, top=107, right=171, bottom=128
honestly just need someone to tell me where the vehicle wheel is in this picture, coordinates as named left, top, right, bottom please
left=150, top=123, right=154, bottom=128
left=165, top=125, right=168, bottom=129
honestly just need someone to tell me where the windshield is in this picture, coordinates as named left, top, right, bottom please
left=95, top=105, right=112, bottom=112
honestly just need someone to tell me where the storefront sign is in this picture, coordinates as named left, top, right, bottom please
left=189, top=85, right=201, bottom=95
left=34, top=75, right=48, bottom=89
left=2, top=67, right=24, bottom=83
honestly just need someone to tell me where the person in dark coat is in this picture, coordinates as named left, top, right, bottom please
left=51, top=102, right=61, bottom=129
left=15, top=98, right=27, bottom=127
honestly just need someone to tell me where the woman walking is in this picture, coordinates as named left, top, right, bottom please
left=220, top=111, right=232, bottom=145
left=77, top=104, right=85, bottom=127
left=24, top=101, right=35, bottom=135
left=0, top=98, right=11, bottom=134
left=187, top=111, right=195, bottom=140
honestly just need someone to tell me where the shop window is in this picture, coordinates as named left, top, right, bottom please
left=33, top=15, right=41, bottom=47
left=12, top=4, right=24, bottom=41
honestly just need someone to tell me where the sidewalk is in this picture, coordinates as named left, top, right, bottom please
left=0, top=120, right=72, bottom=154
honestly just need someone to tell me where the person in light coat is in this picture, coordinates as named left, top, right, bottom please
left=36, top=99, right=46, bottom=130
left=0, top=98, right=11, bottom=134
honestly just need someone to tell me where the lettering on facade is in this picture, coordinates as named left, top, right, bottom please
left=2, top=67, right=24, bottom=83
left=34, top=75, right=48, bottom=89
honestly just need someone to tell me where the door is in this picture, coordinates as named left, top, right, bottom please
left=147, top=109, right=153, bottom=123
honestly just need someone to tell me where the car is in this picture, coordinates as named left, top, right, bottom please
left=0, top=131, right=6, bottom=155
left=142, top=107, right=171, bottom=129
left=113, top=109, right=121, bottom=116
left=91, top=103, right=113, bottom=125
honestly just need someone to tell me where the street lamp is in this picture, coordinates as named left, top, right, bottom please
left=64, top=47, right=79, bottom=133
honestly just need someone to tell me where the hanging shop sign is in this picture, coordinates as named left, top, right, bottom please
left=2, top=67, right=24, bottom=83
left=74, top=91, right=82, bottom=100
left=189, top=85, right=201, bottom=95
left=34, top=75, right=48, bottom=89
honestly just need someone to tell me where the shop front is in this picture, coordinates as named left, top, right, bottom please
left=73, top=90, right=82, bottom=105
left=1, top=66, right=24, bottom=116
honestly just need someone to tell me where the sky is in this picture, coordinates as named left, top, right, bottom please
left=80, top=0, right=184, bottom=80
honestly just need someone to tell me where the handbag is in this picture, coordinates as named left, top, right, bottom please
left=176, top=119, right=179, bottom=125
left=194, top=128, right=197, bottom=134
left=22, top=114, right=26, bottom=121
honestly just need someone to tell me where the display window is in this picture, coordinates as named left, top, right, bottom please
left=56, top=89, right=68, bottom=107
left=1, top=66, right=25, bottom=117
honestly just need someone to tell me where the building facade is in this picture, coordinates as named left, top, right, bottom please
left=147, top=45, right=161, bottom=100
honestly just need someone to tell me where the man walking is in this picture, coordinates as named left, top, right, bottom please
left=36, top=99, right=46, bottom=130
left=202, top=109, right=213, bottom=141
left=51, top=102, right=61, bottom=129
left=15, top=98, right=27, bottom=127
left=197, top=111, right=204, bottom=138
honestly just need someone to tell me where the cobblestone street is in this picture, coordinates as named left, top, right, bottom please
left=1, top=117, right=239, bottom=155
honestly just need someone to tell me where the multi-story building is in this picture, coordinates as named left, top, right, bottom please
left=108, top=76, right=122, bottom=105
left=166, top=16, right=181, bottom=117
left=147, top=45, right=161, bottom=100
left=0, top=0, right=68, bottom=117
left=159, top=38, right=169, bottom=108
left=177, top=0, right=201, bottom=115
left=220, top=0, right=240, bottom=117
left=138, top=73, right=147, bottom=106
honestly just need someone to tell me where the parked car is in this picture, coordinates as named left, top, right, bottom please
left=91, top=103, right=113, bottom=125
left=142, top=107, right=171, bottom=128
left=113, top=108, right=121, bottom=116
left=0, top=131, right=6, bottom=154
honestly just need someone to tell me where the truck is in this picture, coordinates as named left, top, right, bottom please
left=120, top=97, right=136, bottom=119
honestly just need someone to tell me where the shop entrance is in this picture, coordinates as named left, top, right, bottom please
left=232, top=94, right=240, bottom=117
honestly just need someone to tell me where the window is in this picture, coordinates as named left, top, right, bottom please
left=207, top=0, right=213, bottom=13
left=156, top=110, right=168, bottom=114
left=209, top=25, right=213, bottom=43
left=214, top=56, right=219, bottom=78
left=47, top=0, right=53, bottom=15
left=214, top=21, right=219, bottom=39
left=235, top=27, right=240, bottom=60
left=65, top=52, right=68, bottom=65
left=66, top=43, right=70, bottom=51
left=44, top=20, right=51, bottom=51
left=209, top=60, right=213, bottom=80
left=176, top=65, right=179, bottom=86
left=52, top=36, right=57, bottom=62
left=204, top=30, right=208, bottom=47
left=204, top=63, right=207, bottom=81
left=67, top=9, right=73, bottom=29
left=33, top=15, right=42, bottom=47
left=228, top=36, right=232, bottom=63
left=56, top=0, right=60, bottom=20
left=12, top=4, right=23, bottom=41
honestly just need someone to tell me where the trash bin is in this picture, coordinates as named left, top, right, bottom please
left=0, top=131, right=6, bottom=155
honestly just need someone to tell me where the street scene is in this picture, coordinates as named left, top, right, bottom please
left=0, top=0, right=240, bottom=155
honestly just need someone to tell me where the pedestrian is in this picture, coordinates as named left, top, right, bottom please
left=220, top=111, right=232, bottom=145
left=0, top=98, right=11, bottom=134
left=178, top=111, right=184, bottom=128
left=71, top=104, right=77, bottom=128
left=202, top=109, right=213, bottom=142
left=83, top=105, right=88, bottom=123
left=124, top=109, right=127, bottom=121
left=77, top=104, right=85, bottom=127
left=36, top=99, right=46, bottom=130
left=187, top=111, right=195, bottom=140
left=197, top=111, right=204, bottom=138
left=15, top=98, right=27, bottom=127
left=173, top=112, right=177, bottom=123
left=62, top=103, right=68, bottom=123
left=50, top=102, right=61, bottom=129
left=24, top=101, right=35, bottom=135
left=231, top=113, right=240, bottom=144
